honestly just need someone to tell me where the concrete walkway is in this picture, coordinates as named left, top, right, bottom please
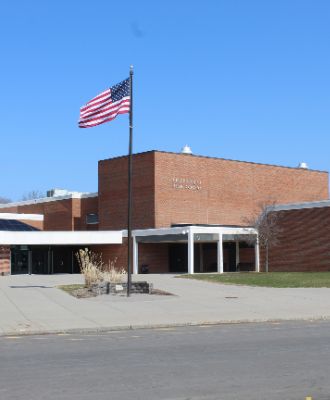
left=1, top=274, right=330, bottom=336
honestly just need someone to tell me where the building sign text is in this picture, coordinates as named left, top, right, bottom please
left=172, top=177, right=202, bottom=191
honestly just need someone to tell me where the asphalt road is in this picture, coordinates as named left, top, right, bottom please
left=1, top=321, right=330, bottom=400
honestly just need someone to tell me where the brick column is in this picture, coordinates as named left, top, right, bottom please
left=0, top=246, right=11, bottom=275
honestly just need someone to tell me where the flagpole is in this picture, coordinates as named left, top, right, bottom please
left=127, top=65, right=133, bottom=297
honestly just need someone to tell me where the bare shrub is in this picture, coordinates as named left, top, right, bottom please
left=0, top=196, right=11, bottom=204
left=76, top=249, right=126, bottom=286
left=101, top=259, right=127, bottom=284
left=76, top=248, right=102, bottom=287
left=21, top=190, right=45, bottom=201
left=81, top=263, right=100, bottom=287
left=244, top=201, right=282, bottom=272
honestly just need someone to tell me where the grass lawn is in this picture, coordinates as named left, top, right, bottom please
left=57, top=284, right=85, bottom=295
left=180, top=272, right=330, bottom=288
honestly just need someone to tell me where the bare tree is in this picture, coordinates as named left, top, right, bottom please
left=245, top=202, right=282, bottom=272
left=0, top=196, right=11, bottom=204
left=21, top=190, right=45, bottom=201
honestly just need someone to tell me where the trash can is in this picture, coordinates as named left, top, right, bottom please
left=141, top=264, right=149, bottom=274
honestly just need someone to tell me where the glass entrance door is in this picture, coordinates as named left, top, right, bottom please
left=32, top=249, right=49, bottom=274
left=169, top=244, right=188, bottom=273
left=11, top=249, right=29, bottom=274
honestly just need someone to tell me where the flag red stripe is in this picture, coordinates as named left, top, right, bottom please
left=80, top=89, right=110, bottom=110
left=80, top=108, right=129, bottom=126
left=80, top=97, right=113, bottom=117
left=79, top=109, right=129, bottom=128
left=79, top=106, right=130, bottom=127
left=80, top=99, right=130, bottom=119
left=80, top=101, right=130, bottom=121
left=80, top=98, right=130, bottom=122
left=80, top=95, right=129, bottom=119
left=80, top=92, right=112, bottom=113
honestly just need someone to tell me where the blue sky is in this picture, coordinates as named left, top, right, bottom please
left=1, top=0, right=329, bottom=200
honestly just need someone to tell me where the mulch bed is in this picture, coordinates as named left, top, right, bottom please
left=67, top=286, right=173, bottom=298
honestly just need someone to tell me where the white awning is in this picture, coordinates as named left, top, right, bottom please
left=133, top=225, right=257, bottom=238
left=0, top=230, right=122, bottom=245
left=0, top=213, right=44, bottom=221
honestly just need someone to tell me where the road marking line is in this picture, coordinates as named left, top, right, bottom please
left=155, top=328, right=176, bottom=331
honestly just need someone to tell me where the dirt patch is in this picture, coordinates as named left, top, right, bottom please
left=150, top=288, right=174, bottom=296
left=71, top=288, right=97, bottom=298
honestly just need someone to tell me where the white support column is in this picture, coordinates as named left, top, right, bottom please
left=133, top=236, right=139, bottom=274
left=217, top=233, right=224, bottom=274
left=188, top=229, right=194, bottom=274
left=235, top=240, right=240, bottom=270
left=255, top=236, right=260, bottom=273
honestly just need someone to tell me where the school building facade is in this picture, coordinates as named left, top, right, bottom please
left=0, top=150, right=329, bottom=275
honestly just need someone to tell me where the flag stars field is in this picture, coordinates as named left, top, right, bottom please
left=78, top=78, right=130, bottom=128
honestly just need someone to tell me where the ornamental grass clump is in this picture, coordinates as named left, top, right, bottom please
left=76, top=249, right=126, bottom=287
left=101, top=259, right=127, bottom=284
left=76, top=248, right=102, bottom=287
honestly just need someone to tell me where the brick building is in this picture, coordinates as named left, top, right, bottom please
left=0, top=150, right=329, bottom=275
left=263, top=201, right=330, bottom=272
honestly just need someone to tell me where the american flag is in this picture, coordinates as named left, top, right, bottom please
left=79, top=78, right=130, bottom=128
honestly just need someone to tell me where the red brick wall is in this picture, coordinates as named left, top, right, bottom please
left=20, top=219, right=44, bottom=230
left=72, top=197, right=99, bottom=230
left=264, top=207, right=330, bottom=272
left=240, top=248, right=255, bottom=264
left=138, top=243, right=169, bottom=273
left=80, top=196, right=99, bottom=230
left=90, top=242, right=169, bottom=273
left=91, top=241, right=128, bottom=271
left=41, top=199, right=74, bottom=230
left=154, top=152, right=329, bottom=228
left=0, top=199, right=74, bottom=230
left=0, top=246, right=10, bottom=275
left=0, top=205, right=19, bottom=213
left=98, top=151, right=328, bottom=230
left=0, top=196, right=98, bottom=231
left=72, top=198, right=82, bottom=230
left=98, top=153, right=155, bottom=230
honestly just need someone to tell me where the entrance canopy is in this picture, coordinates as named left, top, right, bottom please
left=133, top=225, right=257, bottom=242
left=132, top=225, right=259, bottom=274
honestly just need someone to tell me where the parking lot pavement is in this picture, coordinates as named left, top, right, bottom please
left=1, top=273, right=330, bottom=336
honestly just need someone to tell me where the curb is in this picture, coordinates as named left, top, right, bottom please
left=2, top=316, right=330, bottom=337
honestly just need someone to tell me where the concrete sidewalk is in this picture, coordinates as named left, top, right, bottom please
left=1, top=274, right=330, bottom=336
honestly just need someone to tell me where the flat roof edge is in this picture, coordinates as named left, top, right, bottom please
left=99, top=150, right=328, bottom=174
left=132, top=225, right=257, bottom=237
left=272, top=200, right=330, bottom=212
left=0, top=192, right=98, bottom=209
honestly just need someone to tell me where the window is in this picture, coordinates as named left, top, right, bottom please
left=86, top=213, right=99, bottom=225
